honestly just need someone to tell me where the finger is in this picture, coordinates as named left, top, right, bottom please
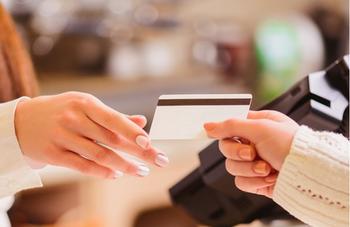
left=204, top=110, right=292, bottom=142
left=219, top=139, right=256, bottom=161
left=225, top=159, right=271, bottom=177
left=84, top=99, right=150, bottom=149
left=235, top=175, right=277, bottom=195
left=204, top=117, right=272, bottom=143
left=68, top=118, right=169, bottom=168
left=61, top=135, right=151, bottom=177
left=47, top=149, right=119, bottom=179
left=96, top=141, right=169, bottom=168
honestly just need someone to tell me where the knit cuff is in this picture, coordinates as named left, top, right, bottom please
left=273, top=126, right=349, bottom=227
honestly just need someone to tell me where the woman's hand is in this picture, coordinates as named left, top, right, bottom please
left=204, top=110, right=299, bottom=198
left=15, top=92, right=169, bottom=179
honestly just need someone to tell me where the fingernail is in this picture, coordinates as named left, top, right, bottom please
left=136, top=135, right=149, bottom=149
left=114, top=171, right=124, bottom=179
left=265, top=174, right=278, bottom=183
left=239, top=148, right=252, bottom=160
left=204, top=122, right=217, bottom=131
left=254, top=162, right=267, bottom=174
left=155, top=154, right=169, bottom=167
left=137, top=165, right=150, bottom=177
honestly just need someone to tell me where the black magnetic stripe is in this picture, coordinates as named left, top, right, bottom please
left=157, top=98, right=251, bottom=106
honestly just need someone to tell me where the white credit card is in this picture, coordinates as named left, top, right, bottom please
left=149, top=94, right=252, bottom=140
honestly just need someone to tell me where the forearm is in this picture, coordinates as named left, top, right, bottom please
left=0, top=98, right=42, bottom=198
left=273, top=126, right=349, bottom=227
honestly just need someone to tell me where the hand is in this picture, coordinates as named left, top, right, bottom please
left=204, top=110, right=299, bottom=198
left=15, top=92, right=169, bottom=179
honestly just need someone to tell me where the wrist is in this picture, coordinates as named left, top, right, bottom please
left=14, top=97, right=31, bottom=156
left=277, top=124, right=300, bottom=171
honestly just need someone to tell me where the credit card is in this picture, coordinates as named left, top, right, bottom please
left=149, top=94, right=252, bottom=140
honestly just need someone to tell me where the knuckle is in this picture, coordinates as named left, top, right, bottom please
left=224, top=118, right=236, bottom=126
left=124, top=162, right=134, bottom=174
left=108, top=133, right=122, bottom=145
left=104, top=111, right=120, bottom=126
left=79, top=161, right=94, bottom=175
left=58, top=111, right=77, bottom=126
left=67, top=93, right=92, bottom=110
left=140, top=148, right=152, bottom=161
left=94, top=148, right=110, bottom=164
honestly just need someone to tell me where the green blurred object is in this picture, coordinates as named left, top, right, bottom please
left=255, top=19, right=301, bottom=103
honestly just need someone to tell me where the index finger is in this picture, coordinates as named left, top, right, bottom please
left=204, top=118, right=268, bottom=144
left=84, top=97, right=150, bottom=150
left=248, top=110, right=292, bottom=122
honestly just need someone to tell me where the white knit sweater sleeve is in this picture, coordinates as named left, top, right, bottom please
left=273, top=125, right=349, bottom=227
left=0, top=98, right=43, bottom=198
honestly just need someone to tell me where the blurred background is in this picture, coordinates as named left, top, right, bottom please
left=2, top=0, right=348, bottom=226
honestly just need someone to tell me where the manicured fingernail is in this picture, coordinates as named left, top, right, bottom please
left=239, top=148, right=252, bottom=160
left=114, top=171, right=124, bottom=179
left=254, top=161, right=267, bottom=174
left=155, top=154, right=169, bottom=167
left=136, top=135, right=149, bottom=149
left=137, top=165, right=150, bottom=177
left=204, top=122, right=217, bottom=131
left=265, top=174, right=278, bottom=183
